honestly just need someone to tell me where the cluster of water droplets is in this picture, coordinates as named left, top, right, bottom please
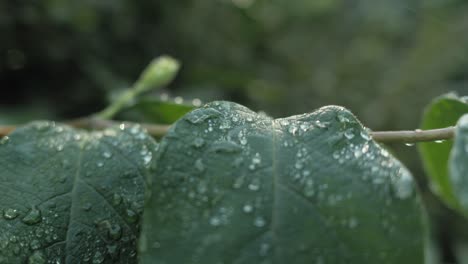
left=0, top=122, right=150, bottom=262
left=158, top=93, right=203, bottom=107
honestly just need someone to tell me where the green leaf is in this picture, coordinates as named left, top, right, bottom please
left=121, top=99, right=196, bottom=124
left=418, top=94, right=468, bottom=209
left=97, top=55, right=180, bottom=120
left=134, top=56, right=180, bottom=93
left=0, top=121, right=158, bottom=263
left=449, top=114, right=468, bottom=211
left=140, top=101, right=425, bottom=263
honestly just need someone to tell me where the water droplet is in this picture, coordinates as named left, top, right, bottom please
left=192, top=138, right=205, bottom=148
left=394, top=169, right=413, bottom=199
left=259, top=243, right=270, bottom=257
left=174, top=96, right=183, bottom=104
left=103, top=152, right=112, bottom=159
left=337, top=113, right=350, bottom=123
left=108, top=224, right=122, bottom=240
left=288, top=125, right=298, bottom=135
left=97, top=161, right=104, bottom=167
left=197, top=181, right=207, bottom=194
left=348, top=217, right=358, bottom=229
left=344, top=128, right=355, bottom=140
left=56, top=145, right=63, bottom=152
left=248, top=179, right=260, bottom=191
left=130, top=126, right=140, bottom=134
left=30, top=240, right=41, bottom=250
left=3, top=208, right=19, bottom=220
left=332, top=151, right=340, bottom=160
left=233, top=176, right=244, bottom=189
left=360, top=130, right=371, bottom=141
left=295, top=161, right=303, bottom=170
left=252, top=153, right=261, bottom=165
left=126, top=209, right=138, bottom=223
left=315, top=120, right=327, bottom=129
left=22, top=206, right=42, bottom=225
left=143, top=154, right=152, bottom=165
left=404, top=143, right=414, bottom=147
left=0, top=136, right=10, bottom=145
left=434, top=140, right=445, bottom=144
left=210, top=216, right=221, bottom=226
left=92, top=251, right=105, bottom=264
left=300, top=123, right=309, bottom=132
left=195, top=159, right=205, bottom=172
left=243, top=204, right=253, bottom=213
left=192, top=98, right=202, bottom=107
left=246, top=116, right=254, bottom=122
left=254, top=216, right=266, bottom=227
left=185, top=108, right=221, bottom=124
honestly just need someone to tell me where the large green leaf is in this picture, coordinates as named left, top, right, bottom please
left=140, top=101, right=425, bottom=263
left=419, top=94, right=468, bottom=209
left=449, top=114, right=468, bottom=212
left=0, top=122, right=158, bottom=263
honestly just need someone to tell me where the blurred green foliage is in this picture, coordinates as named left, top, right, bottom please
left=1, top=0, right=467, bottom=127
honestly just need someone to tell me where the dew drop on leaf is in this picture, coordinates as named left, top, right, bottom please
left=195, top=159, right=205, bottom=172
left=254, top=216, right=266, bottom=227
left=360, top=130, right=371, bottom=141
left=192, top=138, right=205, bottom=148
left=0, top=136, right=10, bottom=145
left=92, top=251, right=105, bottom=264
left=242, top=204, right=253, bottom=214
left=393, top=169, right=414, bottom=200
left=259, top=243, right=270, bottom=257
left=209, top=216, right=221, bottom=227
left=3, top=208, right=19, bottom=220
left=126, top=209, right=138, bottom=223
left=29, top=240, right=41, bottom=250
left=248, top=179, right=260, bottom=191
left=22, top=206, right=42, bottom=225
left=344, top=128, right=355, bottom=140
left=108, top=224, right=122, bottom=240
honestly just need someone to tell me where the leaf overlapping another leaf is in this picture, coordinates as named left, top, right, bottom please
left=140, top=101, right=425, bottom=264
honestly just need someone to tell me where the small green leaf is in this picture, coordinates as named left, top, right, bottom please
left=121, top=99, right=196, bottom=124
left=97, top=55, right=180, bottom=120
left=0, top=121, right=158, bottom=263
left=419, top=94, right=468, bottom=209
left=449, top=114, right=468, bottom=211
left=140, top=101, right=425, bottom=263
left=135, top=56, right=180, bottom=93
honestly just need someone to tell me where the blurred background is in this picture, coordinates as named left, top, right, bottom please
left=1, top=0, right=468, bottom=262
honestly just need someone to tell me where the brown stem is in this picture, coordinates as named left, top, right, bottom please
left=369, top=127, right=455, bottom=143
left=0, top=118, right=455, bottom=143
